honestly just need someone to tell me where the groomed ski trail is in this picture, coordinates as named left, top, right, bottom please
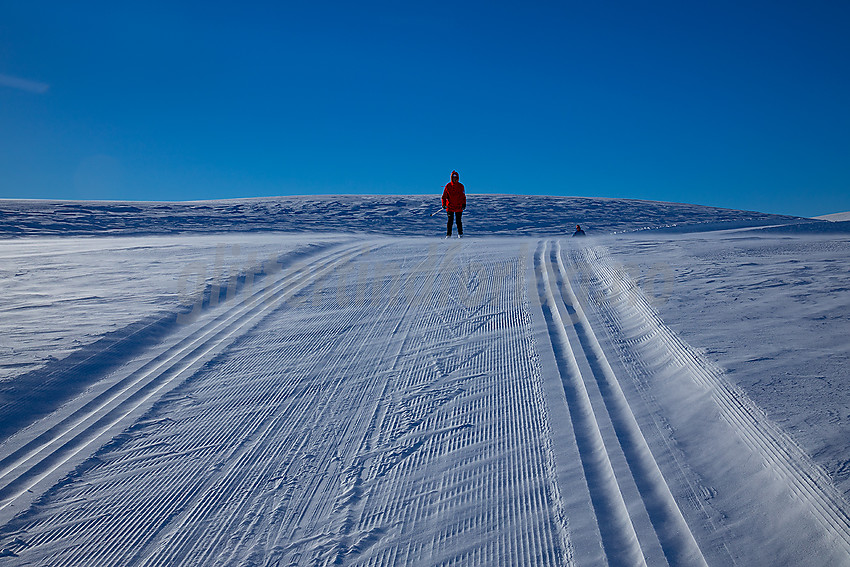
left=0, top=237, right=849, bottom=566
left=0, top=239, right=572, bottom=566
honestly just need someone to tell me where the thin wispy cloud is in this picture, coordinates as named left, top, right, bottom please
left=0, top=73, right=50, bottom=94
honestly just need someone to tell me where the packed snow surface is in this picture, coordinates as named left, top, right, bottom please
left=0, top=195, right=848, bottom=565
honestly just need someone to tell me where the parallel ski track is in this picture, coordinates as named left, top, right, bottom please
left=0, top=241, right=372, bottom=526
left=1, top=240, right=572, bottom=566
left=534, top=239, right=707, bottom=566
left=8, top=236, right=848, bottom=565
left=571, top=244, right=850, bottom=560
left=133, top=244, right=447, bottom=567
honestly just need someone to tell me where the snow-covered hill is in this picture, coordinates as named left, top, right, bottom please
left=0, top=194, right=814, bottom=238
left=0, top=196, right=848, bottom=565
left=815, top=211, right=850, bottom=222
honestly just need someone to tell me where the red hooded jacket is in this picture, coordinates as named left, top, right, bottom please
left=442, top=172, right=466, bottom=212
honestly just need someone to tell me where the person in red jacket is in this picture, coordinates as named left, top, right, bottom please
left=442, top=170, right=466, bottom=237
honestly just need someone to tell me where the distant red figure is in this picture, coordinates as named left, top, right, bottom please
left=442, top=170, right=466, bottom=237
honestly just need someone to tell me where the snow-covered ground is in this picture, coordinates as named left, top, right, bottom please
left=599, top=231, right=850, bottom=500
left=814, top=211, right=850, bottom=222
left=0, top=196, right=848, bottom=565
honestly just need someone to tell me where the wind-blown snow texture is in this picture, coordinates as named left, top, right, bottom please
left=0, top=195, right=816, bottom=238
left=0, top=195, right=848, bottom=566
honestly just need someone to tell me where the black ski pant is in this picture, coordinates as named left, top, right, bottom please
left=447, top=211, right=463, bottom=236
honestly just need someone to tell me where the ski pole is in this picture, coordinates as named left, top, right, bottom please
left=429, top=208, right=445, bottom=217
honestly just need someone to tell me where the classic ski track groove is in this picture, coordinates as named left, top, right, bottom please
left=570, top=244, right=850, bottom=559
left=0, top=242, right=371, bottom=523
left=535, top=239, right=708, bottom=566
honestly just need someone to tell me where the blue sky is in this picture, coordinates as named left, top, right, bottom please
left=1, top=1, right=848, bottom=217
